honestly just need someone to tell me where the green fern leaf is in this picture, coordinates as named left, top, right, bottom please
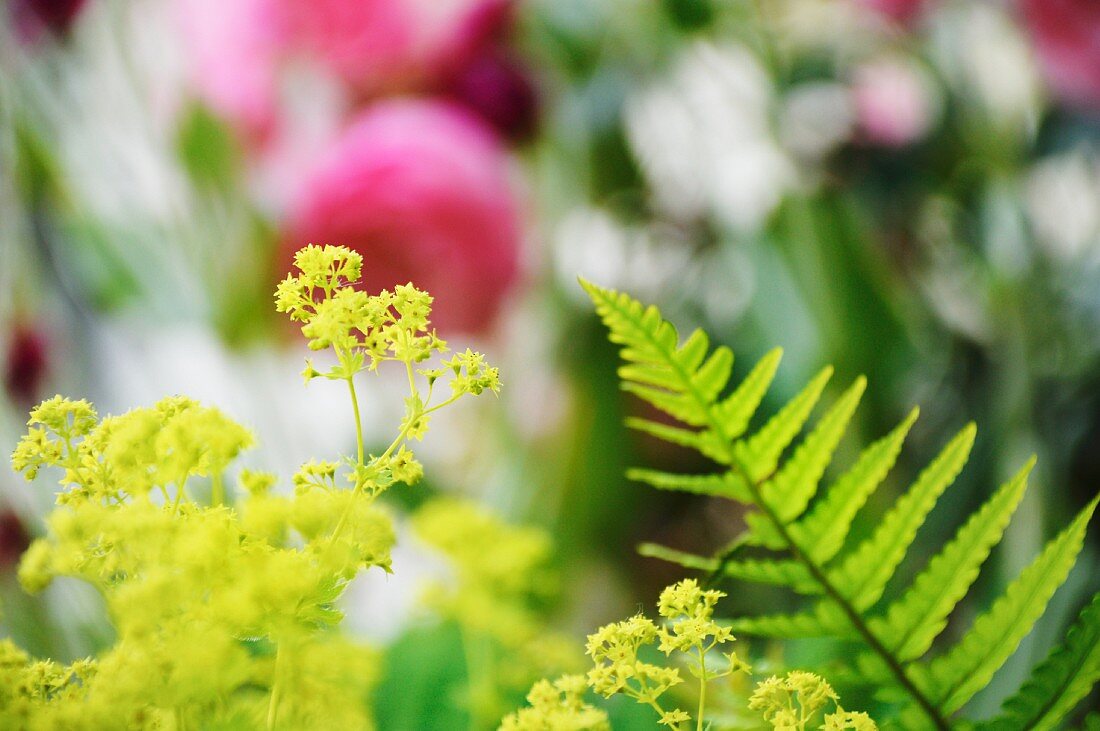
left=721, top=557, right=817, bottom=592
left=828, top=424, right=976, bottom=611
left=624, top=418, right=727, bottom=462
left=625, top=468, right=750, bottom=500
left=926, top=496, right=1100, bottom=714
left=730, top=609, right=833, bottom=639
left=718, top=348, right=782, bottom=440
left=871, top=459, right=1034, bottom=663
left=981, top=591, right=1100, bottom=731
left=733, top=366, right=833, bottom=484
left=790, top=408, right=918, bottom=564
left=637, top=543, right=718, bottom=571
left=747, top=377, right=867, bottom=547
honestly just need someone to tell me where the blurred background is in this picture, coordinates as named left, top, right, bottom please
left=2, top=0, right=1100, bottom=726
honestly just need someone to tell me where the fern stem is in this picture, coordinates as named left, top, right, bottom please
left=738, top=469, right=950, bottom=731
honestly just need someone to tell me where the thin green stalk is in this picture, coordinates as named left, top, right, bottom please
left=267, top=643, right=285, bottom=731
left=696, top=645, right=707, bottom=731
left=346, top=375, right=364, bottom=468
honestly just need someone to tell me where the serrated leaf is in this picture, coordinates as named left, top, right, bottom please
left=828, top=424, right=976, bottom=611
left=872, top=459, right=1034, bottom=662
left=927, top=496, right=1099, bottom=714
left=791, top=408, right=918, bottom=564
left=624, top=418, right=726, bottom=462
left=637, top=543, right=717, bottom=571
left=622, top=383, right=708, bottom=428
left=980, top=591, right=1100, bottom=731
left=692, top=346, right=734, bottom=402
left=722, top=557, right=817, bottom=594
left=625, top=468, right=749, bottom=501
left=747, top=377, right=867, bottom=547
left=729, top=610, right=828, bottom=639
left=718, top=348, right=782, bottom=440
left=734, top=366, right=834, bottom=484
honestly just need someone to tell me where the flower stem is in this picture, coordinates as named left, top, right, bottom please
left=267, top=643, right=285, bottom=731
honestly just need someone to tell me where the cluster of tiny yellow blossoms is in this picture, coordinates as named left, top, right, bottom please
left=585, top=579, right=745, bottom=729
left=0, top=245, right=502, bottom=729
left=748, top=671, right=876, bottom=731
left=413, top=498, right=583, bottom=725
left=498, top=675, right=609, bottom=731
left=505, top=579, right=877, bottom=730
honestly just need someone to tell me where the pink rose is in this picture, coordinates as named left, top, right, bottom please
left=855, top=0, right=927, bottom=24
left=9, top=0, right=87, bottom=41
left=443, top=48, right=539, bottom=143
left=175, top=0, right=286, bottom=143
left=852, top=59, right=937, bottom=146
left=278, top=0, right=512, bottom=97
left=283, top=100, right=522, bottom=334
left=1021, top=0, right=1100, bottom=109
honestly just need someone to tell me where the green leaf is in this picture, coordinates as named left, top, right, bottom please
left=828, top=424, right=976, bottom=611
left=716, top=347, right=782, bottom=442
left=927, top=496, right=1100, bottom=714
left=722, top=557, right=817, bottom=593
left=624, top=418, right=726, bottom=462
left=730, top=610, right=830, bottom=639
left=791, top=408, right=918, bottom=564
left=733, top=366, right=834, bottom=484
left=637, top=543, right=717, bottom=571
left=583, top=280, right=731, bottom=433
left=747, top=377, right=866, bottom=547
left=981, top=591, right=1100, bottom=731
left=625, top=468, right=749, bottom=501
left=871, top=459, right=1034, bottom=663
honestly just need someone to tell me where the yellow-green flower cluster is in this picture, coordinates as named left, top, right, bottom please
left=748, top=671, right=876, bottom=731
left=498, top=675, right=609, bottom=731
left=2, top=246, right=504, bottom=729
left=585, top=579, right=745, bottom=728
left=7, top=395, right=389, bottom=728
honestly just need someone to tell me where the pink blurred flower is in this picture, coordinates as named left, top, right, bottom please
left=1021, top=0, right=1100, bottom=109
left=10, top=0, right=87, bottom=41
left=176, top=0, right=285, bottom=143
left=278, top=0, right=512, bottom=97
left=283, top=100, right=522, bottom=334
left=443, top=48, right=539, bottom=143
left=855, top=0, right=927, bottom=24
left=852, top=59, right=937, bottom=147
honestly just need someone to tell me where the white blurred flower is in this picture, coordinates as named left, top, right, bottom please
left=929, top=4, right=1043, bottom=134
left=1025, top=148, right=1100, bottom=262
left=552, top=206, right=693, bottom=302
left=624, top=42, right=796, bottom=232
left=779, top=82, right=856, bottom=159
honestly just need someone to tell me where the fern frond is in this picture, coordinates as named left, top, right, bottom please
left=718, top=347, right=782, bottom=440
left=732, top=366, right=833, bottom=484
left=827, top=424, right=976, bottom=611
left=585, top=281, right=1100, bottom=730
left=636, top=543, right=718, bottom=571
left=870, top=459, right=1034, bottom=663
left=625, top=468, right=749, bottom=500
left=981, top=591, right=1100, bottom=731
left=747, top=377, right=866, bottom=547
left=790, top=408, right=918, bottom=564
left=925, top=496, right=1099, bottom=714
